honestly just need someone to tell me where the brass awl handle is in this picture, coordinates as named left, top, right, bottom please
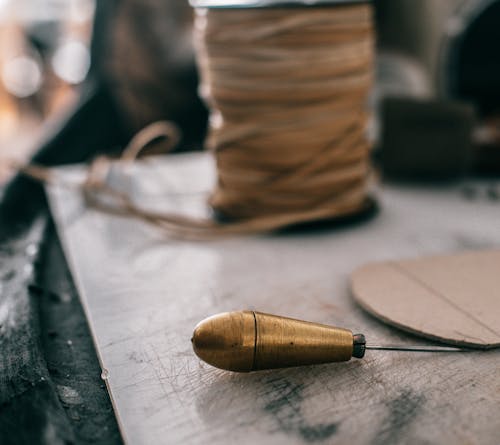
left=191, top=311, right=365, bottom=372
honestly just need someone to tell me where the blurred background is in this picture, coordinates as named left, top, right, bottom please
left=375, top=0, right=500, bottom=178
left=1, top=0, right=500, bottom=185
left=0, top=0, right=94, bottom=181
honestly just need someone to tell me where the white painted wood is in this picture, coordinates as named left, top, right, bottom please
left=47, top=153, right=500, bottom=445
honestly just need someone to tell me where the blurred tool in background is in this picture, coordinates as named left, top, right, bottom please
left=375, top=0, right=500, bottom=178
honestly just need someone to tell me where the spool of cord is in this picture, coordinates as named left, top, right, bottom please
left=193, top=1, right=375, bottom=225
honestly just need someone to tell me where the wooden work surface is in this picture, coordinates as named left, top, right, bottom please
left=47, top=153, right=500, bottom=445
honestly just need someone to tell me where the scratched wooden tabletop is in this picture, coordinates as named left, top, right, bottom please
left=47, top=153, right=500, bottom=445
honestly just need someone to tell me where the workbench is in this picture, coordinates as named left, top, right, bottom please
left=41, top=153, right=499, bottom=445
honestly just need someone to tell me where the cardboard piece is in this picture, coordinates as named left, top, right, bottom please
left=351, top=251, right=500, bottom=348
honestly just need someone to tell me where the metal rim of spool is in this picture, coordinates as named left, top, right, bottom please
left=212, top=196, right=378, bottom=232
left=280, top=196, right=378, bottom=233
left=190, top=0, right=370, bottom=9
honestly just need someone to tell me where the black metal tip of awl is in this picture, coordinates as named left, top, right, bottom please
left=353, top=334, right=366, bottom=358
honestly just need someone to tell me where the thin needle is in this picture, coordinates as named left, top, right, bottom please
left=366, top=345, right=470, bottom=353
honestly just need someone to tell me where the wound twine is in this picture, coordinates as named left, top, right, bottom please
left=11, top=2, right=375, bottom=239
left=196, top=4, right=374, bottom=224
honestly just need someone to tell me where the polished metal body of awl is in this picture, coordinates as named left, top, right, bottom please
left=191, top=311, right=466, bottom=372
